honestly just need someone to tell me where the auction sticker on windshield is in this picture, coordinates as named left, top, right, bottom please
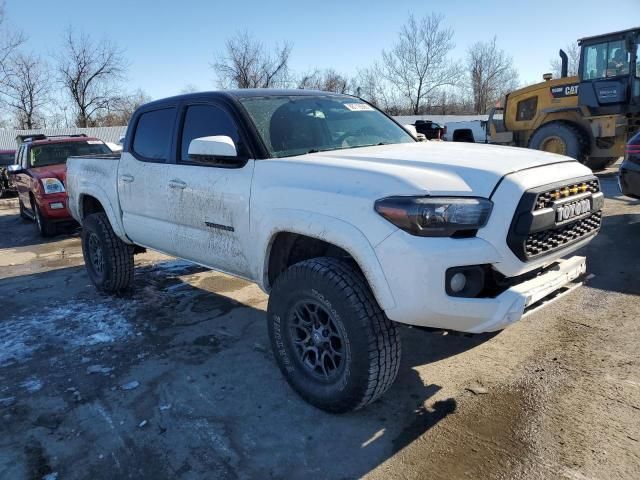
left=344, top=103, right=375, bottom=112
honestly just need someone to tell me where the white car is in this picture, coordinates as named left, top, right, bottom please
left=66, top=89, right=603, bottom=412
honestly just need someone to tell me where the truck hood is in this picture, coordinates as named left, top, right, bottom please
left=294, top=141, right=576, bottom=198
left=29, top=163, right=67, bottom=184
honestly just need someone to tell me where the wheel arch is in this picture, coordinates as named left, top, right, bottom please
left=258, top=213, right=396, bottom=312
left=75, top=186, right=129, bottom=242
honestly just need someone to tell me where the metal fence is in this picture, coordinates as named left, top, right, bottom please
left=0, top=126, right=128, bottom=150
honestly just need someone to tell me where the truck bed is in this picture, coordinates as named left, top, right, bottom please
left=66, top=154, right=123, bottom=236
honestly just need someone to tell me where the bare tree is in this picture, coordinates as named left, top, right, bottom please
left=56, top=29, right=128, bottom=127
left=180, top=83, right=200, bottom=94
left=467, top=37, right=519, bottom=114
left=381, top=13, right=461, bottom=114
left=2, top=53, right=51, bottom=129
left=213, top=31, right=292, bottom=89
left=550, top=43, right=580, bottom=78
left=94, top=89, right=151, bottom=126
left=355, top=64, right=404, bottom=115
left=298, top=68, right=349, bottom=93
left=0, top=1, right=25, bottom=82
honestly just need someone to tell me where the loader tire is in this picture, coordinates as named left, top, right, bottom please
left=583, top=156, right=619, bottom=172
left=529, top=122, right=588, bottom=162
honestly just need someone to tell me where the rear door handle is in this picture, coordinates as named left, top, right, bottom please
left=120, top=174, right=134, bottom=183
left=168, top=179, right=187, bottom=190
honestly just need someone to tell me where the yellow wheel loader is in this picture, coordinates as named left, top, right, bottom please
left=488, top=27, right=640, bottom=171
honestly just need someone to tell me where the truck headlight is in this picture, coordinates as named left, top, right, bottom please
left=41, top=178, right=65, bottom=195
left=374, top=196, right=493, bottom=237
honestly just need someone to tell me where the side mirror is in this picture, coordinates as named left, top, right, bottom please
left=7, top=164, right=24, bottom=175
left=117, top=135, right=126, bottom=146
left=188, top=136, right=238, bottom=162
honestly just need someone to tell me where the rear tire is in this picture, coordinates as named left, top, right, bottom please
left=529, top=122, right=587, bottom=162
left=34, top=202, right=56, bottom=237
left=81, top=212, right=134, bottom=292
left=267, top=257, right=401, bottom=413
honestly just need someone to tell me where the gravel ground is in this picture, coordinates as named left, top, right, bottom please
left=0, top=166, right=638, bottom=480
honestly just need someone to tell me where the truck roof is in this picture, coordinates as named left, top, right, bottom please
left=578, top=26, right=640, bottom=44
left=139, top=89, right=355, bottom=110
left=21, top=136, right=103, bottom=147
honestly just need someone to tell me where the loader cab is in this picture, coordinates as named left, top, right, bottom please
left=578, top=27, right=640, bottom=115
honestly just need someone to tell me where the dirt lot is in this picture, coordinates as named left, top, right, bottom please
left=0, top=168, right=639, bottom=480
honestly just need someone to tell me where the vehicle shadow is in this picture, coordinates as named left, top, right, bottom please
left=0, top=199, right=79, bottom=250
left=577, top=211, right=640, bottom=296
left=0, top=259, right=496, bottom=479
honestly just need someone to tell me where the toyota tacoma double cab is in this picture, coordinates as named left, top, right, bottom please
left=8, top=134, right=112, bottom=236
left=66, top=90, right=604, bottom=412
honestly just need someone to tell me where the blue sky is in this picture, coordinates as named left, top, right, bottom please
left=6, top=0, right=639, bottom=99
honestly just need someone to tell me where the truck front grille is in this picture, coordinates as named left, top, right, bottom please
left=534, top=179, right=600, bottom=210
left=507, top=176, right=602, bottom=261
left=524, top=212, right=602, bottom=257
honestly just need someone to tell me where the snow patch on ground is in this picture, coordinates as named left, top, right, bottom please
left=20, top=376, right=43, bottom=393
left=150, top=259, right=197, bottom=275
left=0, top=300, right=135, bottom=366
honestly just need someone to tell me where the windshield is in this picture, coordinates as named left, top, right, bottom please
left=0, top=153, right=14, bottom=166
left=582, top=40, right=630, bottom=80
left=29, top=141, right=111, bottom=168
left=239, top=95, right=415, bottom=158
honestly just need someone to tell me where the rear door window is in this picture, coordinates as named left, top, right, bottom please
left=132, top=108, right=176, bottom=162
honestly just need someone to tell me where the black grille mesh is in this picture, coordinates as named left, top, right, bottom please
left=534, top=179, right=600, bottom=210
left=524, top=212, right=602, bottom=257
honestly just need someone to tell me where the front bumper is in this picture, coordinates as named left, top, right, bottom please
left=619, top=160, right=640, bottom=199
left=465, top=255, right=586, bottom=333
left=37, top=193, right=74, bottom=221
left=375, top=229, right=588, bottom=333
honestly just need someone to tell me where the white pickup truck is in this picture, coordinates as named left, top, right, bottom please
left=66, top=89, right=604, bottom=412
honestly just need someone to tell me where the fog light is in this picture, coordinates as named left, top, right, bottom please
left=450, top=272, right=467, bottom=293
left=49, top=202, right=64, bottom=209
left=445, top=265, right=486, bottom=297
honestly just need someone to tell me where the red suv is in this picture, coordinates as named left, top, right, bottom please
left=9, top=134, right=112, bottom=236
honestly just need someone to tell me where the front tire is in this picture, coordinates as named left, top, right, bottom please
left=267, top=257, right=401, bottom=413
left=81, top=212, right=134, bottom=292
left=18, top=199, right=30, bottom=220
left=34, top=203, right=56, bottom=237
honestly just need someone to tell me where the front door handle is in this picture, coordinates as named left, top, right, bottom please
left=120, top=174, right=134, bottom=183
left=168, top=179, right=187, bottom=190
